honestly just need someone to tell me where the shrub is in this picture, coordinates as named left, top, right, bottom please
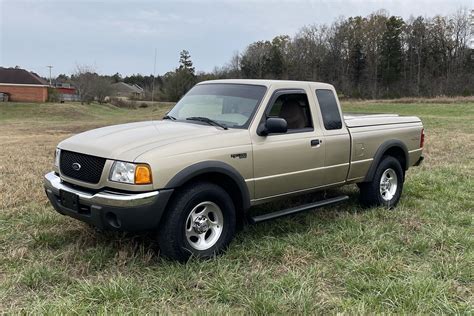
left=109, top=98, right=137, bottom=109
left=47, top=87, right=60, bottom=102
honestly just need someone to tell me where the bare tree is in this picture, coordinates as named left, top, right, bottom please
left=71, top=64, right=96, bottom=104
left=71, top=64, right=112, bottom=104
left=240, top=40, right=273, bottom=78
left=92, top=76, right=112, bottom=104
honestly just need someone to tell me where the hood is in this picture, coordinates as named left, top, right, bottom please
left=58, top=120, right=226, bottom=161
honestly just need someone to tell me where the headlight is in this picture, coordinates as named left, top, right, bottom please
left=54, top=148, right=61, bottom=167
left=109, top=161, right=152, bottom=185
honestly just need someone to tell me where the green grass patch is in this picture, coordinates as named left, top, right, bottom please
left=0, top=100, right=472, bottom=313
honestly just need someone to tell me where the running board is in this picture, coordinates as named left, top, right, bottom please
left=249, top=195, right=349, bottom=224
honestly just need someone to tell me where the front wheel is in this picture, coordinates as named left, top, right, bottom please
left=359, top=156, right=404, bottom=208
left=157, top=182, right=236, bottom=261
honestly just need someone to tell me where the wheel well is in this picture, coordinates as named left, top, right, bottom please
left=174, top=172, right=246, bottom=224
left=383, top=146, right=407, bottom=171
left=364, top=142, right=409, bottom=183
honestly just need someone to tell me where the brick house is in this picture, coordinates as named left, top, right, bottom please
left=0, top=67, right=49, bottom=102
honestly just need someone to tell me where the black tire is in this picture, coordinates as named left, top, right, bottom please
left=359, top=156, right=404, bottom=208
left=157, top=181, right=236, bottom=261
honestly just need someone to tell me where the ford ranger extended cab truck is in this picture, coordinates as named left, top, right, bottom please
left=44, top=79, right=424, bottom=261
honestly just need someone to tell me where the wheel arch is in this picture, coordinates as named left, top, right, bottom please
left=363, top=140, right=409, bottom=182
left=164, top=161, right=251, bottom=218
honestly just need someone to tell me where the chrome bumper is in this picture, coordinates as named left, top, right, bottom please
left=43, top=171, right=159, bottom=208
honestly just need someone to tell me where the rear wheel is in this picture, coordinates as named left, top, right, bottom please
left=359, top=156, right=404, bottom=208
left=157, top=182, right=236, bottom=261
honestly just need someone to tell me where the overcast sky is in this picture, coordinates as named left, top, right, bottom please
left=1, top=0, right=472, bottom=78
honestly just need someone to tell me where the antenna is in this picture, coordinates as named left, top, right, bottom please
left=47, top=65, right=53, bottom=86
left=151, top=48, right=157, bottom=103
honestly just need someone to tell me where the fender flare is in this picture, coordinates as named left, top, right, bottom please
left=364, top=140, right=409, bottom=182
left=164, top=161, right=251, bottom=211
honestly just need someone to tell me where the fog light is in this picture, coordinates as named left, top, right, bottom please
left=105, top=212, right=121, bottom=228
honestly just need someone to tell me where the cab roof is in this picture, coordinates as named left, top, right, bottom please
left=197, top=79, right=334, bottom=90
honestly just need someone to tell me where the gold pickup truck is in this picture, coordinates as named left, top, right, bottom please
left=44, top=79, right=424, bottom=261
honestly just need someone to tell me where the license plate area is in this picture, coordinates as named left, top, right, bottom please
left=59, top=190, right=79, bottom=212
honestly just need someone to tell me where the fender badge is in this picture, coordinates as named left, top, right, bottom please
left=231, top=153, right=247, bottom=159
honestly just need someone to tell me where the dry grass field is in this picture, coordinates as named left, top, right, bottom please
left=0, top=100, right=472, bottom=313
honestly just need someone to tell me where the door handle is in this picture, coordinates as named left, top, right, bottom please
left=311, top=139, right=322, bottom=147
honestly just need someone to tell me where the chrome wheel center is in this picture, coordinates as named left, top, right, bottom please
left=380, top=168, right=398, bottom=201
left=193, top=215, right=210, bottom=234
left=185, top=201, right=224, bottom=251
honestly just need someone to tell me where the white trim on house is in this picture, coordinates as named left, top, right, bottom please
left=0, top=83, right=49, bottom=87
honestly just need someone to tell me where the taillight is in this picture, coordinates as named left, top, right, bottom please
left=420, top=128, right=425, bottom=148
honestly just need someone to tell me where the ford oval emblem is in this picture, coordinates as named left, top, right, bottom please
left=72, top=162, right=81, bottom=171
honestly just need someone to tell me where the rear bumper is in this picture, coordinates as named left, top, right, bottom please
left=414, top=155, right=424, bottom=166
left=44, top=171, right=173, bottom=232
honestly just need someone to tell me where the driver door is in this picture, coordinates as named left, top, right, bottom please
left=251, top=89, right=326, bottom=200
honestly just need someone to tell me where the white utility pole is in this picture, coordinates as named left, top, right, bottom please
left=151, top=48, right=157, bottom=103
left=47, top=65, right=53, bottom=86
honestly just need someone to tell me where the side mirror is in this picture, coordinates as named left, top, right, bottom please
left=257, top=117, right=288, bottom=136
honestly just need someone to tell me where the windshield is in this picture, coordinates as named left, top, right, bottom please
left=167, top=83, right=267, bottom=128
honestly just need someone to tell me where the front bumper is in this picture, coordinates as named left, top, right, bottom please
left=44, top=172, right=173, bottom=232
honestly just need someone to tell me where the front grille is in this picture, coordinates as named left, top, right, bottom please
left=59, top=150, right=106, bottom=184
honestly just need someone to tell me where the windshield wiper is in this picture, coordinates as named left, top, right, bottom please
left=163, top=114, right=177, bottom=120
left=186, top=116, right=228, bottom=130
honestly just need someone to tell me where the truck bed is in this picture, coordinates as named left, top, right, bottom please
left=343, top=113, right=421, bottom=128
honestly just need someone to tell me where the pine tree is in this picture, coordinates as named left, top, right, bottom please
left=179, top=50, right=195, bottom=74
left=380, top=16, right=404, bottom=88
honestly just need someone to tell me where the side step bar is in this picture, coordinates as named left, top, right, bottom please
left=249, top=195, right=349, bottom=224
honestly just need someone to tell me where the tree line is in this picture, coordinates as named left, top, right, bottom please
left=57, top=9, right=474, bottom=102
left=55, top=50, right=198, bottom=104
left=224, top=9, right=474, bottom=98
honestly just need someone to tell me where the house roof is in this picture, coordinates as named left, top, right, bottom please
left=111, top=82, right=144, bottom=94
left=0, top=67, right=48, bottom=85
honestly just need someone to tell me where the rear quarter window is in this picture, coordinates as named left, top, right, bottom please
left=315, top=89, right=342, bottom=130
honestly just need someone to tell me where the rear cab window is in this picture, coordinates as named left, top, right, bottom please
left=315, top=89, right=342, bottom=130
